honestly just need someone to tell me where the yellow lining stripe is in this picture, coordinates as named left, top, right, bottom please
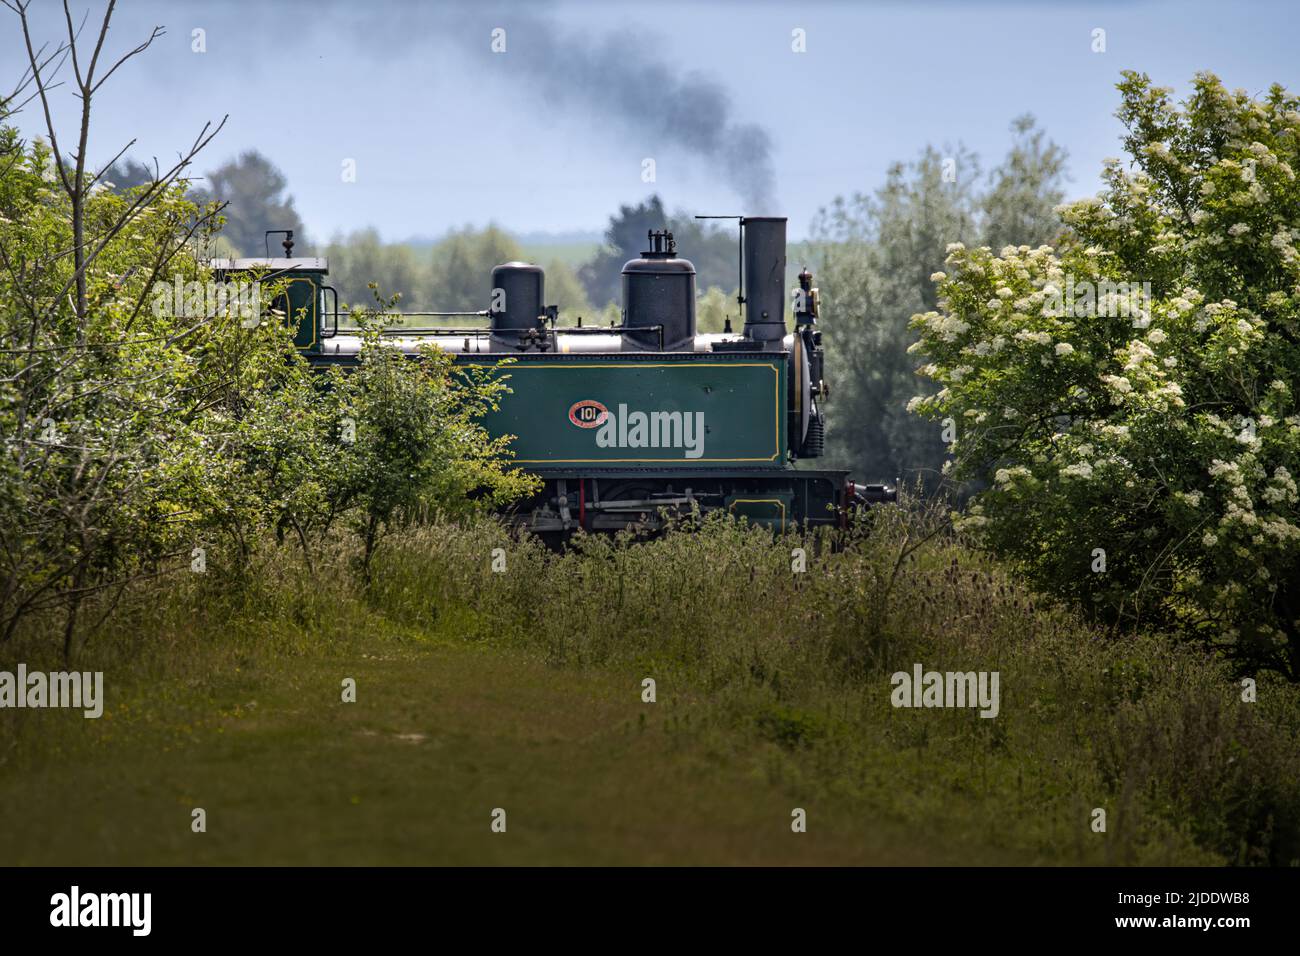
left=728, top=497, right=787, bottom=531
left=284, top=277, right=318, bottom=350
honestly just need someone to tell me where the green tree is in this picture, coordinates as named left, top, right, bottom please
left=981, top=115, right=1070, bottom=253
left=696, top=285, right=742, bottom=333
left=191, top=150, right=308, bottom=256
left=908, top=73, right=1300, bottom=676
left=423, top=224, right=524, bottom=313
left=0, top=3, right=537, bottom=657
left=320, top=301, right=539, bottom=576
left=102, top=158, right=156, bottom=193
left=0, top=135, right=234, bottom=656
left=811, top=145, right=982, bottom=486
left=323, top=228, right=424, bottom=312
left=811, top=118, right=1066, bottom=487
left=542, top=259, right=592, bottom=320
left=0, top=0, right=230, bottom=657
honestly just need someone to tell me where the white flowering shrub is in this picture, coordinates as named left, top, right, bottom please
left=908, top=72, right=1300, bottom=676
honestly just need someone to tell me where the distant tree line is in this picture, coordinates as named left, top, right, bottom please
left=320, top=225, right=592, bottom=319
left=104, top=153, right=745, bottom=321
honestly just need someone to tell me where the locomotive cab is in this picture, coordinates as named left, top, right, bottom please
left=210, top=248, right=337, bottom=353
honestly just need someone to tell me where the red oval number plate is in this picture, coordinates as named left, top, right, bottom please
left=569, top=399, right=608, bottom=428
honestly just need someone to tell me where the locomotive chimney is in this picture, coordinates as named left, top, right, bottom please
left=741, top=217, right=787, bottom=347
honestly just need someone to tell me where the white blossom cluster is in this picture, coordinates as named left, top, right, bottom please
left=908, top=73, right=1300, bottom=649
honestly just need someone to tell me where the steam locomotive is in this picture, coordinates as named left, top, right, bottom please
left=212, top=217, right=895, bottom=535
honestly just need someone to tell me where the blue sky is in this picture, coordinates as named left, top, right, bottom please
left=3, top=0, right=1296, bottom=241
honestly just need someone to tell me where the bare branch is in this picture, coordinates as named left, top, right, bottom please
left=59, top=0, right=90, bottom=91
left=92, top=25, right=165, bottom=96
left=8, top=0, right=75, bottom=198
left=86, top=137, right=138, bottom=189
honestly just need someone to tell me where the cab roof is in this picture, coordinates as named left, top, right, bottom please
left=207, top=257, right=328, bottom=272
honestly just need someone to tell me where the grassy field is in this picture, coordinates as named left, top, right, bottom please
left=2, top=507, right=1297, bottom=866
left=0, top=625, right=1010, bottom=866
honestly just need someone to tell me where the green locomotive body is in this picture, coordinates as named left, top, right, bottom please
left=213, top=218, right=894, bottom=535
left=464, top=355, right=787, bottom=468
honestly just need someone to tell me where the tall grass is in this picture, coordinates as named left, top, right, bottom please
left=364, top=506, right=1300, bottom=865
left=5, top=500, right=1298, bottom=865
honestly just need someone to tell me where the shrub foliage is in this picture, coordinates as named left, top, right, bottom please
left=909, top=73, right=1300, bottom=676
